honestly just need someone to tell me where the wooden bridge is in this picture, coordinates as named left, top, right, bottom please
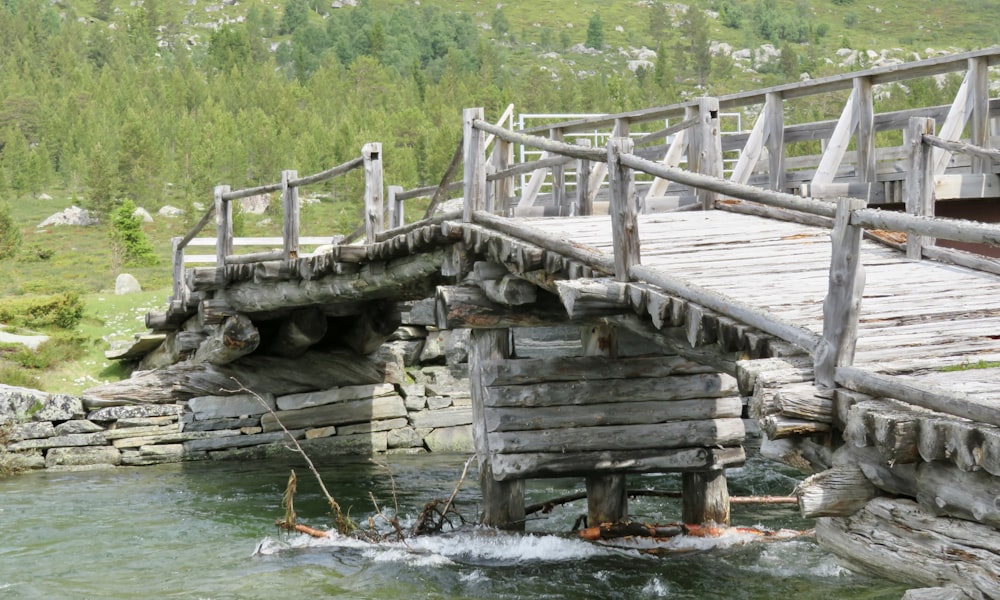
left=112, top=49, right=1000, bottom=596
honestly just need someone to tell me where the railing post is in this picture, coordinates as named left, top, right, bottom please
left=171, top=236, right=185, bottom=304
left=969, top=56, right=990, bottom=174
left=363, top=142, right=384, bottom=243
left=815, top=196, right=867, bottom=389
left=492, top=138, right=513, bottom=216
left=575, top=138, right=593, bottom=216
left=387, top=185, right=404, bottom=230
left=282, top=170, right=299, bottom=259
left=463, top=107, right=486, bottom=222
left=906, top=117, right=936, bottom=260
left=765, top=91, right=786, bottom=192
left=693, top=97, right=722, bottom=209
left=854, top=76, right=876, bottom=184
left=550, top=127, right=566, bottom=214
left=214, top=184, right=232, bottom=267
left=607, top=137, right=639, bottom=282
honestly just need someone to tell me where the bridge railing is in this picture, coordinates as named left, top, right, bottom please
left=167, top=144, right=381, bottom=310
left=465, top=104, right=1000, bottom=401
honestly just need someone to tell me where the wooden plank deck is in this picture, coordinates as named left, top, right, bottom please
left=515, top=210, right=1000, bottom=392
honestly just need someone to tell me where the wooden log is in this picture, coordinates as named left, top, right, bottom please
left=486, top=397, right=743, bottom=433
left=480, top=276, right=537, bottom=306
left=760, top=414, right=831, bottom=440
left=436, top=284, right=610, bottom=329
left=266, top=307, right=327, bottom=358
left=342, top=305, right=401, bottom=356
left=682, top=469, right=731, bottom=525
left=470, top=328, right=525, bottom=531
left=198, top=298, right=237, bottom=327
left=192, top=314, right=260, bottom=365
left=815, top=196, right=866, bottom=389
left=82, top=349, right=387, bottom=404
left=555, top=278, right=629, bottom=318
left=137, top=330, right=205, bottom=370
left=760, top=433, right=832, bottom=473
left=463, top=108, right=487, bottom=222
left=491, top=447, right=745, bottom=481
left=480, top=355, right=715, bottom=386
left=815, top=498, right=1000, bottom=598
left=214, top=185, right=232, bottom=265
left=610, top=314, right=739, bottom=374
left=216, top=249, right=446, bottom=314
left=735, top=356, right=815, bottom=396
left=363, top=142, right=384, bottom=242
left=915, top=460, right=1000, bottom=528
left=836, top=443, right=918, bottom=498
left=901, top=588, right=974, bottom=600
left=795, top=465, right=878, bottom=518
left=488, top=419, right=745, bottom=454
left=906, top=117, right=936, bottom=259
left=607, top=137, right=640, bottom=281
left=485, top=372, right=738, bottom=408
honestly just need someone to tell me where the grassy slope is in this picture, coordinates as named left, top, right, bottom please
left=2, top=0, right=998, bottom=394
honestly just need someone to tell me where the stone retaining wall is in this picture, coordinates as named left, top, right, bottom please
left=1, top=330, right=477, bottom=473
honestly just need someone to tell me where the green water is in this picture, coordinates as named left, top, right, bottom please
left=0, top=452, right=908, bottom=599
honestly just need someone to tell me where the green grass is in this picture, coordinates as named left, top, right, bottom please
left=939, top=359, right=1000, bottom=372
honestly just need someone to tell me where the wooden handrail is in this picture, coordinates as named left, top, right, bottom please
left=922, top=134, right=1000, bottom=164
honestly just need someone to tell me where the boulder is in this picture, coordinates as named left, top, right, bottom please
left=45, top=446, right=121, bottom=468
left=239, top=193, right=270, bottom=215
left=37, top=205, right=99, bottom=228
left=0, top=386, right=84, bottom=422
left=114, top=273, right=142, bottom=295
left=133, top=207, right=154, bottom=223
left=423, top=426, right=474, bottom=452
left=157, top=205, right=184, bottom=218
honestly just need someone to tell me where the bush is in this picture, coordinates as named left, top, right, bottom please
left=0, top=201, right=21, bottom=260
left=0, top=292, right=85, bottom=330
left=109, top=198, right=158, bottom=267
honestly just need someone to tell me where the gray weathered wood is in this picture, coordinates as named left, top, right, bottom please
left=556, top=278, right=629, bottom=318
left=491, top=447, right=745, bottom=481
left=682, top=469, right=730, bottom=525
left=766, top=91, right=786, bottom=191
left=363, top=142, right=384, bottom=242
left=795, top=465, right=877, bottom=518
left=488, top=419, right=745, bottom=454
left=214, top=185, right=232, bottom=266
left=906, top=117, right=936, bottom=259
left=485, top=372, right=738, bottom=408
left=815, top=196, right=866, bottom=389
left=282, top=170, right=300, bottom=258
left=915, top=460, right=1000, bottom=528
left=694, top=97, right=722, bottom=210
left=854, top=77, right=876, bottom=184
left=192, top=314, right=260, bottom=365
left=463, top=108, right=487, bottom=222
left=267, top=307, right=327, bottom=358
left=607, top=137, right=640, bottom=281
left=481, top=354, right=715, bottom=386
left=436, top=284, right=606, bottom=329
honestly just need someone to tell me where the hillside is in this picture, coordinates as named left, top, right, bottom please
left=0, top=0, right=998, bottom=394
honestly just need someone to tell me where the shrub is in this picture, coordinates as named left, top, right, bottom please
left=0, top=201, right=21, bottom=260
left=109, top=198, right=158, bottom=268
left=0, top=291, right=85, bottom=330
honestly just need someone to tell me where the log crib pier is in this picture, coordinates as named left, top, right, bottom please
left=78, top=50, right=1000, bottom=598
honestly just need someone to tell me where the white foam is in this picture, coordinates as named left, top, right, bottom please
left=641, top=576, right=671, bottom=597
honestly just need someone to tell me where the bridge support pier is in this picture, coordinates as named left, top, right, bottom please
left=682, top=470, right=731, bottom=525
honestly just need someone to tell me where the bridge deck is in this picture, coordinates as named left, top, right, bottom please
left=516, top=210, right=1000, bottom=399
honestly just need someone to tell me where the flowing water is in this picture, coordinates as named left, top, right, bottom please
left=0, top=448, right=908, bottom=599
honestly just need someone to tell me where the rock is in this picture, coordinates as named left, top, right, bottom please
left=45, top=446, right=121, bottom=468
left=423, top=425, right=474, bottom=452
left=426, top=396, right=453, bottom=410
left=157, top=205, right=184, bottom=218
left=305, top=426, right=337, bottom=439
left=388, top=426, right=424, bottom=449
left=87, top=404, right=183, bottom=420
left=53, top=420, right=105, bottom=435
left=180, top=416, right=260, bottom=432
left=408, top=407, right=472, bottom=429
left=114, top=273, right=142, bottom=295
left=295, top=431, right=389, bottom=456
left=12, top=421, right=54, bottom=441
left=276, top=383, right=395, bottom=411
left=187, top=393, right=276, bottom=420
left=37, top=205, right=99, bottom=228
left=261, top=395, right=407, bottom=432
left=0, top=327, right=49, bottom=351
left=3, top=449, right=45, bottom=470
left=1, top=387, right=86, bottom=423
left=182, top=430, right=299, bottom=452
left=383, top=340, right=424, bottom=366
left=239, top=193, right=270, bottom=215
left=38, top=193, right=52, bottom=200
left=337, top=417, right=409, bottom=436
left=404, top=395, right=426, bottom=411
left=403, top=298, right=436, bottom=326
left=9, top=431, right=107, bottom=451
left=132, top=207, right=154, bottom=223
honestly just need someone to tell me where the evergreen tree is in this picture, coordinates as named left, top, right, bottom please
left=0, top=201, right=21, bottom=260
left=491, top=8, right=509, bottom=36
left=108, top=198, right=157, bottom=268
left=586, top=13, right=604, bottom=50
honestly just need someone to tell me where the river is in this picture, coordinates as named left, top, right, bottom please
left=0, top=448, right=907, bottom=599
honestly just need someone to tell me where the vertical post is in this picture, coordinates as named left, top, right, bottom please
left=765, top=91, right=786, bottom=192
left=583, top=323, right=627, bottom=526
left=607, top=137, right=639, bottom=282
left=363, top=142, right=383, bottom=243
left=463, top=107, right=486, bottom=222
left=214, top=185, right=232, bottom=267
left=387, top=185, right=404, bottom=230
left=493, top=138, right=513, bottom=216
left=576, top=139, right=593, bottom=216
left=470, top=329, right=524, bottom=530
left=171, top=237, right=185, bottom=304
left=815, top=196, right=867, bottom=389
left=682, top=470, right=730, bottom=525
left=282, top=170, right=299, bottom=259
left=905, top=117, right=936, bottom=260
left=695, top=97, right=722, bottom=209
left=969, top=56, right=990, bottom=174
left=854, top=77, right=876, bottom=185
left=550, top=128, right=566, bottom=214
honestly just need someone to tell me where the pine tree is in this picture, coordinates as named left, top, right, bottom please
left=109, top=198, right=157, bottom=268
left=586, top=13, right=604, bottom=50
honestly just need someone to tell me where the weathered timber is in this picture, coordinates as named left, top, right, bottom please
left=816, top=498, right=1000, bottom=598
left=490, top=447, right=745, bottom=481
left=915, top=460, right=1000, bottom=528
left=215, top=249, right=446, bottom=314
left=836, top=366, right=1000, bottom=428
left=485, top=397, right=742, bottom=432
left=760, top=434, right=832, bottom=473
left=837, top=444, right=917, bottom=498
left=266, top=307, right=327, bottom=358
left=906, top=117, right=936, bottom=259
left=815, top=197, right=866, bottom=389
left=342, top=304, right=401, bottom=355
left=682, top=469, right=730, bottom=525
left=484, top=372, right=738, bottom=408
left=471, top=211, right=615, bottom=273
left=795, top=465, right=878, bottom=518
left=82, top=350, right=385, bottom=404
left=137, top=331, right=203, bottom=370
left=198, top=298, right=238, bottom=326
left=191, top=314, right=260, bottom=365
left=487, top=419, right=745, bottom=454
left=735, top=356, right=815, bottom=396
left=851, top=208, right=1000, bottom=248
left=901, top=588, right=974, bottom=600
left=759, top=414, right=831, bottom=440
left=844, top=399, right=924, bottom=465
left=260, top=395, right=406, bottom=432
left=480, top=276, right=538, bottom=306
left=470, top=328, right=525, bottom=530
left=435, top=284, right=611, bottom=329
left=607, top=137, right=640, bottom=281
left=480, top=355, right=715, bottom=386
left=555, top=278, right=629, bottom=319
left=610, top=314, right=741, bottom=373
